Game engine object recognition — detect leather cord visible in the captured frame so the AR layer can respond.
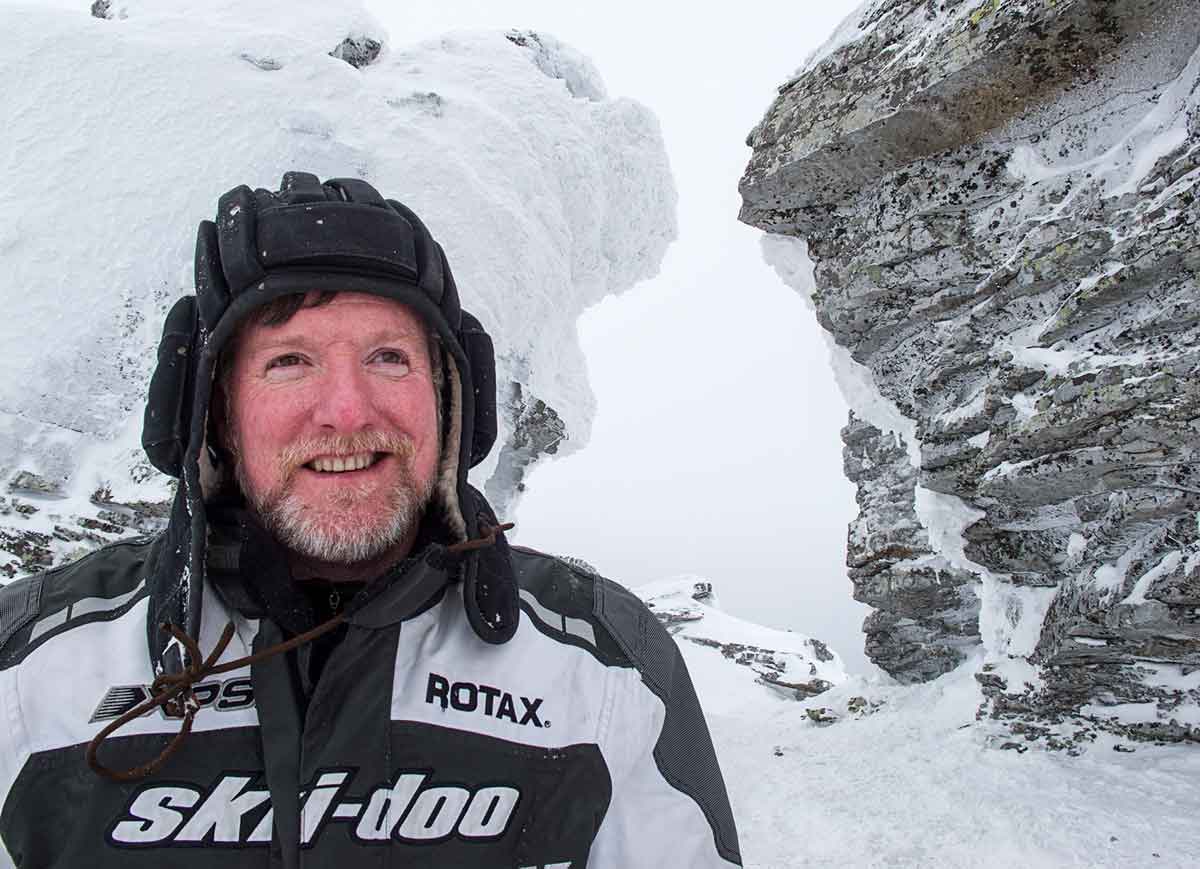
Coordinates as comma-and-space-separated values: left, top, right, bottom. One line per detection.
86, 522, 513, 782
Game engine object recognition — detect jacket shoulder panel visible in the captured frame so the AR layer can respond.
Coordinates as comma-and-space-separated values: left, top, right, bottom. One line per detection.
509, 546, 631, 667
0, 536, 155, 669
592, 572, 742, 865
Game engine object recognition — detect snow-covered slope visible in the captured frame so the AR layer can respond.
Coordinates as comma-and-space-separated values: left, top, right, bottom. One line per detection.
639, 576, 1200, 867
637, 577, 847, 716
712, 659, 1200, 869
0, 0, 675, 578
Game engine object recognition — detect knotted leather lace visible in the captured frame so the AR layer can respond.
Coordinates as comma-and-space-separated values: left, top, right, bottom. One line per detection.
85, 522, 514, 782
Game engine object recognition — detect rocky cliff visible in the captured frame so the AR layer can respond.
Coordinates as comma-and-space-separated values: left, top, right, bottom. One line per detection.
741, 0, 1200, 744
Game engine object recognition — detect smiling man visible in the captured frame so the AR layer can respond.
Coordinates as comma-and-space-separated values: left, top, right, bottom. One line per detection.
0, 174, 740, 868
223, 294, 442, 575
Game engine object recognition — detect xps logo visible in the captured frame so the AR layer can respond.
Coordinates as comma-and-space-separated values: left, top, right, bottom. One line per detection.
90, 677, 253, 722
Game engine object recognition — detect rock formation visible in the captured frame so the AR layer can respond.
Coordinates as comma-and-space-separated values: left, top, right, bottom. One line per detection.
741, 0, 1200, 742
0, 2, 674, 577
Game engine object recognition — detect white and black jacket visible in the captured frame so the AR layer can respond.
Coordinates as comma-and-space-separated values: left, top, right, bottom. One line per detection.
0, 515, 741, 868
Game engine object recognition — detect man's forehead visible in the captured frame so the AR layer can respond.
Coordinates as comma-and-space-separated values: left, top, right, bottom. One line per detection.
241, 293, 428, 348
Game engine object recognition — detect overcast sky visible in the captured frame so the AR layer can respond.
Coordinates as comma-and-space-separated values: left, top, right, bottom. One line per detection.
366, 1, 872, 671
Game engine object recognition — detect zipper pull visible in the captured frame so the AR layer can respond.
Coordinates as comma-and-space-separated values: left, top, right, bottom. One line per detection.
328, 590, 341, 613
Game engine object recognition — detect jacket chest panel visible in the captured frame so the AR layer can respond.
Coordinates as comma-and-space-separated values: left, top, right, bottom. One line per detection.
389, 602, 614, 749
18, 601, 260, 756
39, 726, 611, 867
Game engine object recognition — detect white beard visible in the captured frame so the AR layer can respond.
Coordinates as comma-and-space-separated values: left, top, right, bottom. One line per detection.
233, 431, 435, 566
260, 475, 432, 564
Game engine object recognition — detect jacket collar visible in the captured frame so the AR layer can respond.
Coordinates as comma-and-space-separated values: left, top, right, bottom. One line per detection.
144, 491, 519, 674
202, 504, 457, 632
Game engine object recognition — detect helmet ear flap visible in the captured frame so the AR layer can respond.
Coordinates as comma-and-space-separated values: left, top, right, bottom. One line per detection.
194, 220, 230, 331
142, 296, 199, 478
460, 311, 497, 468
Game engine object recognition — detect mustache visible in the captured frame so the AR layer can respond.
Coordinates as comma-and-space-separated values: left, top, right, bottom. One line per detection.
276, 430, 416, 476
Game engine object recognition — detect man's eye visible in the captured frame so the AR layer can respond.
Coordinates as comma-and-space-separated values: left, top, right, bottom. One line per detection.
266, 354, 305, 370
263, 353, 310, 378
370, 349, 410, 369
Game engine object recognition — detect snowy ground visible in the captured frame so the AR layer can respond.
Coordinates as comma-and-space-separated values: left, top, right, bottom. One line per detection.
644, 580, 1200, 868
696, 651, 1200, 868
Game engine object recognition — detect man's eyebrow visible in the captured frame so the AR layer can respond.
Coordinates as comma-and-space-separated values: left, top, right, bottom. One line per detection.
248, 327, 427, 353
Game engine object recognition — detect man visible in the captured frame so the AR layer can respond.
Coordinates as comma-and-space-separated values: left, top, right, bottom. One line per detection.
0, 173, 740, 867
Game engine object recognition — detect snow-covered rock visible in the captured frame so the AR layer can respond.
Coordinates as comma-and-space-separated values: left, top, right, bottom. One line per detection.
0, 0, 675, 578
740, 0, 1200, 743
637, 577, 847, 714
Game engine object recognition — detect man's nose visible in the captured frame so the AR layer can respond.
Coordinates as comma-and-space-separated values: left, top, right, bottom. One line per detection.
311, 362, 377, 432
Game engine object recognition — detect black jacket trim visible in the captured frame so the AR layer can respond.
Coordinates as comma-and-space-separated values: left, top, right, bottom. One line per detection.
0, 574, 43, 657
593, 576, 743, 865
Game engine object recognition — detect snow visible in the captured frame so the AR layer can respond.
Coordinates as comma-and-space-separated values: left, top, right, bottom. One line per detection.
968, 430, 991, 449
936, 388, 987, 426
705, 659, 1200, 868
626, 577, 1200, 866
1094, 547, 1140, 597
911, 486, 1057, 659
994, 287, 1151, 385
1186, 549, 1200, 578
1081, 701, 1200, 729
1123, 551, 1182, 606
792, 1, 875, 76
1006, 41, 1200, 202
913, 486, 985, 576
1140, 663, 1200, 693
636, 577, 847, 716
0, 0, 674, 525
982, 454, 1040, 483
1009, 389, 1044, 423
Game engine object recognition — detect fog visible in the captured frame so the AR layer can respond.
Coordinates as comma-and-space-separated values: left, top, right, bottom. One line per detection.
367, 0, 872, 670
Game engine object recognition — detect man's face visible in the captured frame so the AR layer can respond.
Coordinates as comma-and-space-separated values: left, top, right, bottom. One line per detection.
224, 293, 441, 566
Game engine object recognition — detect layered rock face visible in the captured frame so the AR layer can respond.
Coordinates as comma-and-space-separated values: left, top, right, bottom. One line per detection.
843, 415, 982, 682
742, 0, 1200, 740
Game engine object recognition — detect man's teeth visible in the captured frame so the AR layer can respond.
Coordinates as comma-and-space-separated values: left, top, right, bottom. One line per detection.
310, 453, 376, 473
